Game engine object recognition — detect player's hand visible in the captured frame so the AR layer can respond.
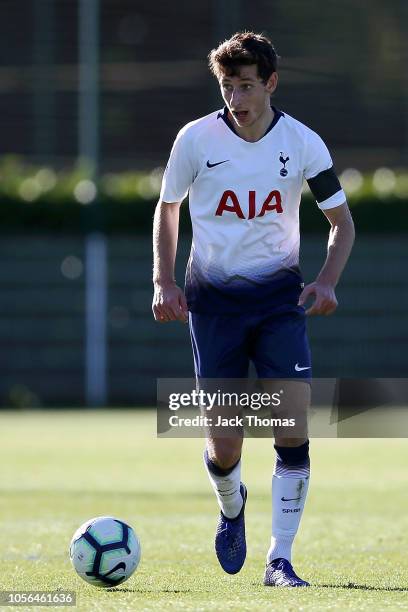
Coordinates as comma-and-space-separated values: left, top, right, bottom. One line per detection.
298, 281, 338, 316
152, 281, 188, 323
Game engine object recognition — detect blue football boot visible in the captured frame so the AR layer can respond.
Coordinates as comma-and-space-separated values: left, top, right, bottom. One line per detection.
215, 483, 247, 574
264, 558, 310, 587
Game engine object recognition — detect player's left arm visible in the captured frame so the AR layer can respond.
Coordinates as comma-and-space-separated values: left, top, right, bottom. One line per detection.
298, 201, 355, 315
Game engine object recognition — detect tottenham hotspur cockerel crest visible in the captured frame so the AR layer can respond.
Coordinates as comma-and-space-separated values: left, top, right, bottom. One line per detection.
279, 152, 289, 177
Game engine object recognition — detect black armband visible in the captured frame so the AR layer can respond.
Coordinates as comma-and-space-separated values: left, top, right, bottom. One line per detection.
307, 166, 342, 204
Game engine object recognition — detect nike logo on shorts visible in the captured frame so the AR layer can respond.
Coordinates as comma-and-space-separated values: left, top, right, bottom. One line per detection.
295, 363, 311, 372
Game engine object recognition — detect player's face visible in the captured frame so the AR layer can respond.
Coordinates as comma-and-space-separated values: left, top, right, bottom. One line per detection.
219, 64, 277, 129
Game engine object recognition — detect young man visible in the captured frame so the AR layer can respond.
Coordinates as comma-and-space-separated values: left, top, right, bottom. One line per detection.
152, 32, 355, 586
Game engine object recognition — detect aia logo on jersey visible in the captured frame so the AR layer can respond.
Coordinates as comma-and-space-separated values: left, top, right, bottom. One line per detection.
279, 152, 289, 177
215, 190, 283, 219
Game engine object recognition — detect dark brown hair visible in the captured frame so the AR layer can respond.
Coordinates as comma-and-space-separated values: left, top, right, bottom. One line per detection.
208, 31, 279, 83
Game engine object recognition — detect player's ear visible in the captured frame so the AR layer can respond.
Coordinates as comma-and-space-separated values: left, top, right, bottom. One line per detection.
266, 72, 278, 94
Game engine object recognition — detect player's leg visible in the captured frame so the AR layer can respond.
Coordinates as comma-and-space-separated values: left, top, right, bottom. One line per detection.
265, 381, 311, 586
251, 308, 311, 586
204, 435, 248, 574
204, 433, 243, 515
204, 431, 248, 574
189, 311, 249, 573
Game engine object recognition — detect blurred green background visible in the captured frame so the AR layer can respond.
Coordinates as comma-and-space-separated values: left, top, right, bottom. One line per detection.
0, 0, 407, 406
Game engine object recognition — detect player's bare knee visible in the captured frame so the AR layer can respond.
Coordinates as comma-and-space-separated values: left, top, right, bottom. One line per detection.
206, 439, 242, 470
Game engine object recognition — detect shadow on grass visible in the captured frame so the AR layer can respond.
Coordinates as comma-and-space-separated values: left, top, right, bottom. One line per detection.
106, 588, 193, 594
247, 581, 408, 592
112, 583, 408, 594
318, 583, 408, 592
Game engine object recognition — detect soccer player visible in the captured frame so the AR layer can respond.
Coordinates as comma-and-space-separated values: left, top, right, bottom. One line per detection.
152, 32, 355, 586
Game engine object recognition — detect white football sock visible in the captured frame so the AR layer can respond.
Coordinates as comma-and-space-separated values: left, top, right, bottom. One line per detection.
267, 448, 310, 564
203, 450, 243, 519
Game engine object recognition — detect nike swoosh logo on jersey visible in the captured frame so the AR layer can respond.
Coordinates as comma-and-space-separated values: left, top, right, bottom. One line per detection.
206, 159, 229, 168
281, 496, 301, 502
295, 363, 311, 371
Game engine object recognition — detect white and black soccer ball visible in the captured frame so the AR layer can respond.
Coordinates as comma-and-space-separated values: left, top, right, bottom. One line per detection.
70, 516, 141, 588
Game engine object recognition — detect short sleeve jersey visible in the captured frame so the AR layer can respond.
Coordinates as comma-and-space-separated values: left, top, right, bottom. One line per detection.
160, 106, 346, 314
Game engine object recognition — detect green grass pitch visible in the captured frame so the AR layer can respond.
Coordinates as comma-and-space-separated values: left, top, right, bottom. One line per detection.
0, 410, 407, 611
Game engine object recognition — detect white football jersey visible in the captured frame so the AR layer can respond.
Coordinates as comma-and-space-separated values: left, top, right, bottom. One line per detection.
160, 106, 346, 313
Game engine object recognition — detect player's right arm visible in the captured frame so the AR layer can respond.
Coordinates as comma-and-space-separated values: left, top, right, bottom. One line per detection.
152, 199, 188, 323
152, 124, 195, 322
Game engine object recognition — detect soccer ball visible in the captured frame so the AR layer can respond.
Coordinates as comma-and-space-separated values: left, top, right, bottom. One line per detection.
69, 516, 141, 588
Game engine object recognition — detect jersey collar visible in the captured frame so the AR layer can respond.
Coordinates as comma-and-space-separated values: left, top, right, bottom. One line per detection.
217, 105, 284, 141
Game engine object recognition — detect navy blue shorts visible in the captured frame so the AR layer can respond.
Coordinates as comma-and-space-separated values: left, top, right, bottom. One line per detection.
189, 306, 312, 381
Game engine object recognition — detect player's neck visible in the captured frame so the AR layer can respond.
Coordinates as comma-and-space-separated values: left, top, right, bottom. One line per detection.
230, 105, 275, 142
